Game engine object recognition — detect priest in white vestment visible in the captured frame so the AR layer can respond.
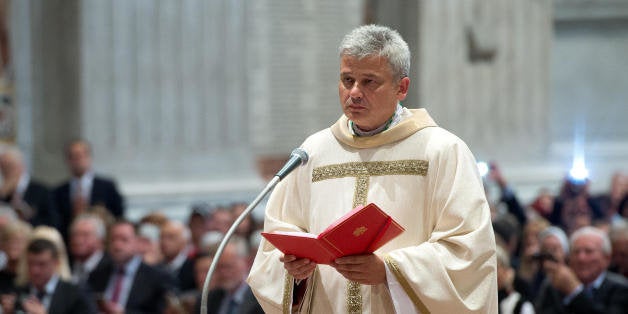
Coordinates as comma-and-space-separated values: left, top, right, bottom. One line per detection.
247, 24, 498, 314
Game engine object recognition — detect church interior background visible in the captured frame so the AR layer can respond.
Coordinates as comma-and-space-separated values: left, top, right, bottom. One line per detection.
3, 0, 627, 221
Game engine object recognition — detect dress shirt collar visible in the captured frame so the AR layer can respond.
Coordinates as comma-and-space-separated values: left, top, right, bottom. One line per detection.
167, 251, 187, 272
72, 171, 95, 198
588, 271, 606, 290
81, 250, 104, 273
30, 274, 59, 309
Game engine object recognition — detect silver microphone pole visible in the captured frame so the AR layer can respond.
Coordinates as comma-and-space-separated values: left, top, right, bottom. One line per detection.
200, 148, 308, 314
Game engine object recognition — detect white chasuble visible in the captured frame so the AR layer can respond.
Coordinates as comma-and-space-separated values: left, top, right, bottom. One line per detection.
247, 109, 498, 313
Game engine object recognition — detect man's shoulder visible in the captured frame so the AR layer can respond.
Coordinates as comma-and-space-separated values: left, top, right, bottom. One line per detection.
302, 127, 336, 148
605, 271, 628, 288
403, 125, 472, 157
53, 180, 71, 194
93, 175, 117, 186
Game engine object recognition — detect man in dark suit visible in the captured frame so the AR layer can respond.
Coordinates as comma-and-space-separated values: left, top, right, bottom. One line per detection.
0, 238, 96, 314
0, 147, 58, 229
197, 236, 263, 314
54, 139, 125, 239
535, 226, 628, 314
89, 220, 175, 314
159, 220, 196, 292
69, 213, 112, 285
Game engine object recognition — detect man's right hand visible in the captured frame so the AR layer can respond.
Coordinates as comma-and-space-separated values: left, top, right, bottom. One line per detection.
280, 254, 316, 280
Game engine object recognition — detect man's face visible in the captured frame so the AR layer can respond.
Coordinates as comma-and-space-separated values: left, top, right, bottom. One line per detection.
70, 220, 101, 260
160, 223, 185, 260
215, 246, 246, 292
208, 210, 233, 234
108, 224, 137, 265
67, 143, 92, 177
569, 234, 610, 284
339, 55, 409, 131
540, 235, 566, 264
0, 154, 23, 179
27, 251, 58, 290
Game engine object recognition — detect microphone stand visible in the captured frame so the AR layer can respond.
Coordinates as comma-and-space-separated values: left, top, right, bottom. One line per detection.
200, 175, 280, 314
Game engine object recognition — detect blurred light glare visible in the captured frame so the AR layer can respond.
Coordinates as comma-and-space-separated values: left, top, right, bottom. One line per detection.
569, 156, 589, 182
477, 161, 489, 177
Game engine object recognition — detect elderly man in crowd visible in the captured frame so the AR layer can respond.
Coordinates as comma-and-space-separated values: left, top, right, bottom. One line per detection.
69, 214, 111, 285
536, 226, 628, 313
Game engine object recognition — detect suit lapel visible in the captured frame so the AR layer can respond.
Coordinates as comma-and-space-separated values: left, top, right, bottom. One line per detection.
48, 281, 65, 314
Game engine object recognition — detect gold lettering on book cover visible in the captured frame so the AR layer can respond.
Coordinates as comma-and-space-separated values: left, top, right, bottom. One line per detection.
312, 160, 428, 313
353, 226, 367, 237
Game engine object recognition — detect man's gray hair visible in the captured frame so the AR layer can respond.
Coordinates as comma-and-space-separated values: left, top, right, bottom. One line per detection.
71, 213, 106, 240
339, 24, 411, 80
539, 226, 570, 255
570, 226, 612, 255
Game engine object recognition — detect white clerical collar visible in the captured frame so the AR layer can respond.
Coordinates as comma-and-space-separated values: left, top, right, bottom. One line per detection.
349, 103, 406, 137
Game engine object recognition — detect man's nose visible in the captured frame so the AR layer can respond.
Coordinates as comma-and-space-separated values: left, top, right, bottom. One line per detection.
349, 83, 363, 98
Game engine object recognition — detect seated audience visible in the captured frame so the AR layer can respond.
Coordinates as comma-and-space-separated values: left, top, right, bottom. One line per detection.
69, 214, 112, 285
0, 146, 58, 229
535, 226, 628, 313
497, 245, 535, 314
160, 220, 196, 292
0, 238, 96, 314
187, 202, 213, 257
0, 220, 32, 293
88, 220, 175, 314
200, 236, 263, 314
137, 222, 163, 266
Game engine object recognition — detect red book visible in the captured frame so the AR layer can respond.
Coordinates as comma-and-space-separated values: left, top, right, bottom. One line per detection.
261, 203, 405, 264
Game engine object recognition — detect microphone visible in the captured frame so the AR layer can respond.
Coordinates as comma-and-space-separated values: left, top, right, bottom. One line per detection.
275, 148, 309, 179
200, 147, 309, 314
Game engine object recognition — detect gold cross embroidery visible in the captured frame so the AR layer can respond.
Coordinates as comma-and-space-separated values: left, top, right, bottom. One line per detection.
312, 160, 428, 314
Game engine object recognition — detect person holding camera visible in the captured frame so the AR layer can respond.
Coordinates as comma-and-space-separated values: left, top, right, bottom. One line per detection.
534, 226, 628, 314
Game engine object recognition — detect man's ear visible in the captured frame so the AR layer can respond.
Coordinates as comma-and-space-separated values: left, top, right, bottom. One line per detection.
397, 77, 410, 100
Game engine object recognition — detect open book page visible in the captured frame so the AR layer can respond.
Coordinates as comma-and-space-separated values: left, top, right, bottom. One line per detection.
261, 231, 339, 264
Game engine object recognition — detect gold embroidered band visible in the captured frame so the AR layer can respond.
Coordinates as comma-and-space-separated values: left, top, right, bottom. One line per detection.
312, 160, 428, 182
384, 255, 430, 314
283, 274, 293, 314
311, 160, 428, 313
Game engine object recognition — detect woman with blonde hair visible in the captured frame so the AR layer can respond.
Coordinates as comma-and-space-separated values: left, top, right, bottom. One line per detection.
0, 220, 32, 292
15, 225, 72, 285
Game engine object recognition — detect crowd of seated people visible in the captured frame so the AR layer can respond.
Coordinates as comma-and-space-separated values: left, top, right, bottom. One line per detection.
487, 162, 628, 313
0, 139, 626, 314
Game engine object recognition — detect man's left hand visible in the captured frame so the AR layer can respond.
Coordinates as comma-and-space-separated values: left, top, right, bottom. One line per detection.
331, 253, 386, 285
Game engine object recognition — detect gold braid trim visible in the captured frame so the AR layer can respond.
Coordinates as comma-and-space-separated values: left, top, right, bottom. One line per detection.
283, 273, 293, 314
310, 160, 429, 313
312, 160, 428, 182
384, 255, 430, 314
